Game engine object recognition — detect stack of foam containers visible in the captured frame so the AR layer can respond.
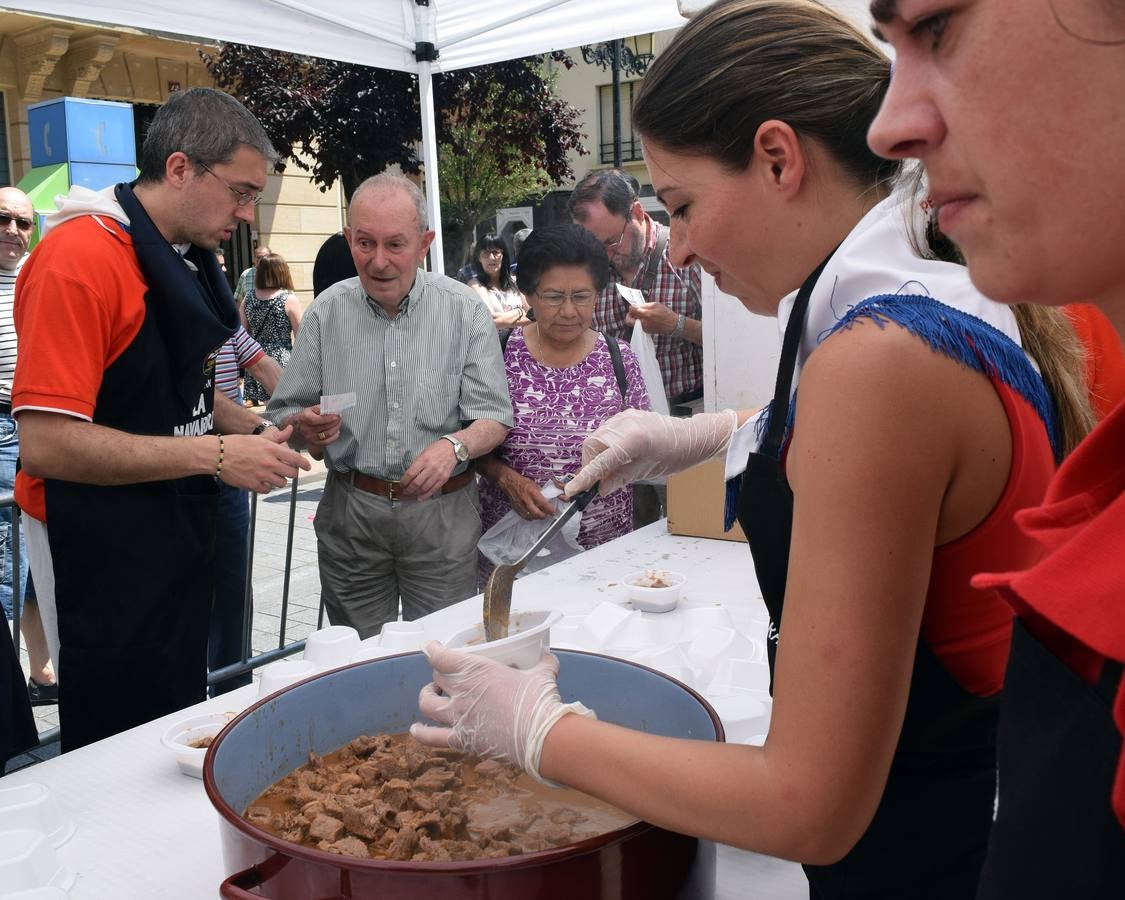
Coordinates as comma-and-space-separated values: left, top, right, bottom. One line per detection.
0, 783, 75, 898
552, 599, 774, 747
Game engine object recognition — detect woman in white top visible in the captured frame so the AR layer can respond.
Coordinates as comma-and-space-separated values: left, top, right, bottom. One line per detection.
466, 233, 528, 330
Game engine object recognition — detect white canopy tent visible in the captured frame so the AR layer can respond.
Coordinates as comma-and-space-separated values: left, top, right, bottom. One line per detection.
1, 0, 691, 271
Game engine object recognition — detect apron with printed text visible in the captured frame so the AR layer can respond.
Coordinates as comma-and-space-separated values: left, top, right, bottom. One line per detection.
46, 185, 235, 751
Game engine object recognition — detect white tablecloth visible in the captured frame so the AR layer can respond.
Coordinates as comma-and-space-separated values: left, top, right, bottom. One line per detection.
0, 524, 806, 898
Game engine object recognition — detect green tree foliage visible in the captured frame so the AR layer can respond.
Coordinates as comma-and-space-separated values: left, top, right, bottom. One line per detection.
201, 46, 587, 259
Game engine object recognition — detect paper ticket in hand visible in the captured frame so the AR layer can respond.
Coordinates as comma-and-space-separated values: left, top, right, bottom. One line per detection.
616, 283, 647, 307
319, 392, 356, 415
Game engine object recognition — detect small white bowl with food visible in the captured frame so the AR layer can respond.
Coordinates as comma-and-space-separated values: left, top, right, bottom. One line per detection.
161, 711, 237, 778
623, 569, 686, 613
445, 609, 563, 669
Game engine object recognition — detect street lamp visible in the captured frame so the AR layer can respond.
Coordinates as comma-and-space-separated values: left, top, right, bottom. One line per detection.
580, 34, 654, 167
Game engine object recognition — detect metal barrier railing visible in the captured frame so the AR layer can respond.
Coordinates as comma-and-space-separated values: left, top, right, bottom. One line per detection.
3, 472, 324, 749
205, 474, 326, 688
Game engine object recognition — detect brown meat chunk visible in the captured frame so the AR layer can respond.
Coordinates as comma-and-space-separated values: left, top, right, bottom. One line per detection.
378, 778, 412, 810
308, 814, 345, 843
300, 800, 325, 819
327, 836, 370, 858
246, 806, 273, 826
412, 767, 459, 793
349, 734, 392, 757
341, 802, 397, 840
329, 772, 362, 793
368, 752, 410, 781
281, 824, 309, 843
387, 827, 420, 860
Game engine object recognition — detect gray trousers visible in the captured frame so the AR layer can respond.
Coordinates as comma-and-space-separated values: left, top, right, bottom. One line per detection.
315, 472, 482, 639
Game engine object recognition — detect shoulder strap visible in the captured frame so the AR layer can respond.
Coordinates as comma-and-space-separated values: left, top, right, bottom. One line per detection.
761, 249, 836, 458
639, 225, 669, 296
603, 333, 628, 402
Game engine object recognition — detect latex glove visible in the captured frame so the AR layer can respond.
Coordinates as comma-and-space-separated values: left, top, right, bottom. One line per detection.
411, 641, 596, 784
564, 408, 738, 497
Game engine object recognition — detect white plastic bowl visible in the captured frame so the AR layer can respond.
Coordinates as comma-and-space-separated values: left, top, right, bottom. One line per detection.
445, 610, 562, 669
303, 625, 361, 669
378, 620, 428, 651
623, 569, 685, 612
0, 783, 73, 849
0, 829, 75, 895
160, 712, 236, 778
257, 659, 319, 699
577, 601, 635, 648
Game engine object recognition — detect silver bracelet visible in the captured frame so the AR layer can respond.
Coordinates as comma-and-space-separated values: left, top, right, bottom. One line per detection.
670, 313, 686, 339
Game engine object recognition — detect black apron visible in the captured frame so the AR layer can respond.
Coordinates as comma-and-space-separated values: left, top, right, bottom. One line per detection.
47, 184, 236, 752
977, 619, 1125, 898
736, 258, 999, 899
2, 622, 37, 769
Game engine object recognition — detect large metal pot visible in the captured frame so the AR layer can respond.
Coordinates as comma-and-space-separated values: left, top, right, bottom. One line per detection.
204, 649, 722, 899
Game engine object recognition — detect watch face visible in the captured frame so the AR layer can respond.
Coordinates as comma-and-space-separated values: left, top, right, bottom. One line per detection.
446, 435, 469, 461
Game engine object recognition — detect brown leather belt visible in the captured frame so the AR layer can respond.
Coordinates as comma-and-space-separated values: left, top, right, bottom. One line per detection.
351, 467, 473, 501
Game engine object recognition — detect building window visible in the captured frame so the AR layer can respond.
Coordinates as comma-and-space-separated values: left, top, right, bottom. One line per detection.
0, 93, 11, 185
598, 81, 642, 165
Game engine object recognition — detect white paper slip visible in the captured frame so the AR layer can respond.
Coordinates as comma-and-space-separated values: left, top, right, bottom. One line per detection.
616, 283, 647, 307
319, 392, 357, 415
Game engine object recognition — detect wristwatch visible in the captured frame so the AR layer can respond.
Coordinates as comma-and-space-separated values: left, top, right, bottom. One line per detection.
670, 313, 687, 339
251, 421, 275, 435
442, 434, 471, 462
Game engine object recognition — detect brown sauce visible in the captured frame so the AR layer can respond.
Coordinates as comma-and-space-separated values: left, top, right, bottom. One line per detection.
244, 732, 636, 861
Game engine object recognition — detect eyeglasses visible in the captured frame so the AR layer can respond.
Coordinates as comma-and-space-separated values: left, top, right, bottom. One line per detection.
603, 218, 629, 250
536, 290, 596, 307
197, 161, 263, 207
0, 213, 34, 232
482, 249, 504, 258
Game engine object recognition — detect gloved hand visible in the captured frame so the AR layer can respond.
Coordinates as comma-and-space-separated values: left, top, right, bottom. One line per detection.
411, 642, 596, 784
564, 408, 738, 497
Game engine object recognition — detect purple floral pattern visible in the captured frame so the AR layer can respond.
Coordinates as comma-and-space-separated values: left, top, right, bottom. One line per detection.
480, 330, 651, 563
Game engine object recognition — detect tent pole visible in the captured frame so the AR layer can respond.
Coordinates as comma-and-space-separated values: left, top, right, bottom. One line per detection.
418, 61, 444, 275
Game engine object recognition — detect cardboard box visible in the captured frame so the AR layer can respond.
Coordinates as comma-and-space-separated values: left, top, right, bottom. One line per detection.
666, 459, 746, 542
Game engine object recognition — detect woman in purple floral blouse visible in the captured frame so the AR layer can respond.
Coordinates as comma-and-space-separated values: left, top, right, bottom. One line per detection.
477, 225, 650, 577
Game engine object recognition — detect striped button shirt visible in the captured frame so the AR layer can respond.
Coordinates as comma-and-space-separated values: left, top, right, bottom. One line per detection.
593, 219, 703, 404
215, 325, 266, 403
266, 270, 512, 480
0, 255, 27, 406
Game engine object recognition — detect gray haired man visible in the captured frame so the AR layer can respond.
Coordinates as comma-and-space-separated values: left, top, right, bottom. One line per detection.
269, 174, 512, 639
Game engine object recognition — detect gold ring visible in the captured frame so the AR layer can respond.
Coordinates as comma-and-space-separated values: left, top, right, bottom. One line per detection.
317, 431, 325, 441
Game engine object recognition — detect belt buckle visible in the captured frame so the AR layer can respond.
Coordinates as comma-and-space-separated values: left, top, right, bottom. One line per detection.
387, 480, 399, 502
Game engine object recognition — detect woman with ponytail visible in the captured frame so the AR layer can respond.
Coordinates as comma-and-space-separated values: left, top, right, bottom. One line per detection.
412, 3, 1092, 894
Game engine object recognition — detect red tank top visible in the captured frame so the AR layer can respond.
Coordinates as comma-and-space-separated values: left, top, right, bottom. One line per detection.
923, 377, 1056, 695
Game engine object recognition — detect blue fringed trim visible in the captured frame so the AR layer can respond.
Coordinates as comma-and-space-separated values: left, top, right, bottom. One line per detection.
724, 476, 741, 532
835, 294, 1063, 461
724, 294, 1062, 516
